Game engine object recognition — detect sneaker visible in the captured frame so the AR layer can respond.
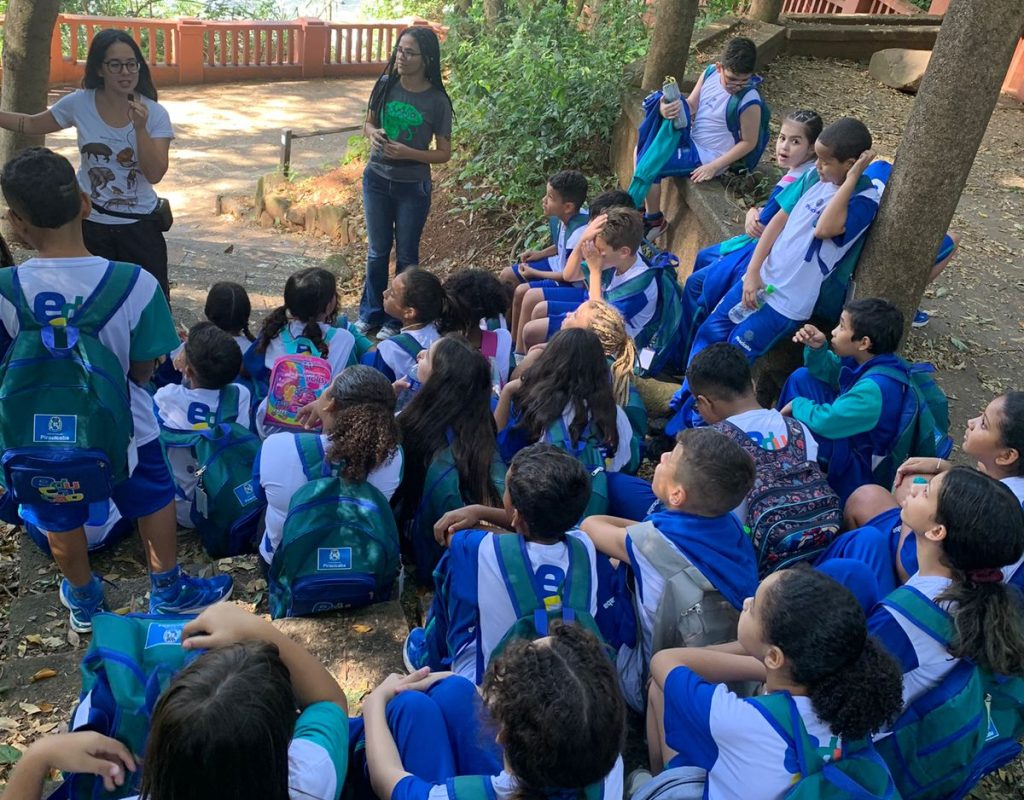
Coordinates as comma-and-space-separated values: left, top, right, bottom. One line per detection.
59, 576, 108, 634
376, 324, 401, 341
912, 309, 930, 328
403, 627, 427, 674
644, 214, 668, 241
353, 318, 373, 336
626, 768, 653, 798
149, 570, 233, 615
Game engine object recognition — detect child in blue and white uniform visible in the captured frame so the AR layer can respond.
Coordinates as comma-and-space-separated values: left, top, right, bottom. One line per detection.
867, 468, 1024, 712
204, 281, 255, 356
257, 366, 402, 565
2, 602, 350, 800
582, 427, 759, 710
438, 269, 515, 394
404, 444, 598, 684
645, 567, 903, 799
668, 118, 881, 434
356, 622, 624, 800
363, 269, 442, 382
155, 322, 252, 527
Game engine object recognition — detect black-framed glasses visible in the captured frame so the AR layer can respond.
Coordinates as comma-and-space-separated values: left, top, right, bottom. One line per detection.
396, 47, 421, 58
103, 59, 140, 74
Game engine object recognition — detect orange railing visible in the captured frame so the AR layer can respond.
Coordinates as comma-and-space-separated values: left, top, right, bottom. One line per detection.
0, 14, 440, 87
781, 0, 923, 14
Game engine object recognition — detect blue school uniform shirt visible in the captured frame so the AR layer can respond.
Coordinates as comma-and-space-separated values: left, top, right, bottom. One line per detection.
393, 759, 624, 800
868, 574, 957, 709
600, 254, 659, 339
366, 323, 440, 381
664, 668, 838, 800
421, 529, 599, 684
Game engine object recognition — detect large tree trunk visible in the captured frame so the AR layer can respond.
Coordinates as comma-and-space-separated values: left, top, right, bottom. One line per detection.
484, 0, 505, 26
852, 0, 1024, 338
749, 0, 783, 23
641, 0, 700, 92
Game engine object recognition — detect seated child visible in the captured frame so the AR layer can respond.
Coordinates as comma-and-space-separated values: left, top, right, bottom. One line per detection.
632, 36, 763, 237
834, 391, 1024, 594
495, 328, 634, 475
3, 601, 350, 800
688, 343, 840, 574
0, 147, 230, 632
358, 623, 624, 800
867, 468, 1024, 713
204, 281, 254, 356
581, 427, 758, 710
667, 117, 879, 434
362, 268, 443, 381
257, 365, 402, 564
681, 110, 823, 353
520, 207, 657, 352
394, 335, 506, 582
645, 567, 903, 797
154, 322, 253, 527
777, 298, 909, 504
439, 269, 514, 392
404, 443, 596, 683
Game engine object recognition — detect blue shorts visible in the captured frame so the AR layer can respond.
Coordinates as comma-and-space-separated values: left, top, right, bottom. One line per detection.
510, 257, 556, 283
537, 287, 588, 338
21, 439, 176, 533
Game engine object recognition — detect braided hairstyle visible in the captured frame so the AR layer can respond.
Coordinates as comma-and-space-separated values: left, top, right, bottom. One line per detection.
578, 301, 636, 407
323, 366, 400, 482
367, 27, 453, 124
482, 623, 625, 800
205, 281, 253, 341
783, 109, 824, 149
256, 268, 338, 357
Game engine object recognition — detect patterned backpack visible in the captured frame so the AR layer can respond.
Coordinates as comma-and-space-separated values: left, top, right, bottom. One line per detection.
715, 417, 842, 578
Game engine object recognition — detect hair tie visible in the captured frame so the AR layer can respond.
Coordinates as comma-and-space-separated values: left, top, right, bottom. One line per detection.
967, 568, 1003, 585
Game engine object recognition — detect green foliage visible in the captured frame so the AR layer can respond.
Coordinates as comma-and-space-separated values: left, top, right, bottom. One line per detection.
362, 0, 449, 22
443, 0, 647, 222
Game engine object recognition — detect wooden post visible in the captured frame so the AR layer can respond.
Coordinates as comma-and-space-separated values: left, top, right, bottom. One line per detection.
177, 18, 206, 84
280, 129, 293, 175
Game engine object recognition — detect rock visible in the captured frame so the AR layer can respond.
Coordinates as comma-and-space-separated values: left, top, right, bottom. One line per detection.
634, 376, 681, 422
305, 205, 319, 234
216, 194, 249, 217
258, 210, 276, 228
317, 205, 350, 242
286, 204, 307, 227
869, 48, 932, 93
255, 171, 290, 213
263, 194, 291, 222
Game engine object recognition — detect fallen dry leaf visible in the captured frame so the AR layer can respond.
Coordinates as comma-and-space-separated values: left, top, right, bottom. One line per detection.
30, 668, 57, 683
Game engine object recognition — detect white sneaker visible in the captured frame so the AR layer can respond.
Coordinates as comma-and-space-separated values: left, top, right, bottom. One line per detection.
353, 319, 373, 336
376, 324, 400, 341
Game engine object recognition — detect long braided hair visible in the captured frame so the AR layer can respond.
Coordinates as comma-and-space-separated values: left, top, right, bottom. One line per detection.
367, 27, 453, 123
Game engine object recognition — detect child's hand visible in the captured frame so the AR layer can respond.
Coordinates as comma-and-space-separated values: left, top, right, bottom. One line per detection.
580, 214, 608, 243
744, 207, 765, 238
392, 376, 411, 396
894, 457, 951, 488
690, 164, 718, 183
581, 239, 604, 270
779, 401, 794, 417
659, 97, 683, 121
518, 264, 542, 282
792, 324, 826, 349
433, 506, 482, 546
741, 272, 764, 310
295, 399, 324, 430
26, 732, 136, 792
847, 149, 877, 181
367, 668, 431, 707
183, 601, 265, 650
171, 347, 188, 374
519, 249, 542, 263
395, 669, 455, 694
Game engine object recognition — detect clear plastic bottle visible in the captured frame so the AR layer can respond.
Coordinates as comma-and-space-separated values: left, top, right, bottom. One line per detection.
728, 285, 777, 324
394, 363, 421, 413
661, 76, 687, 130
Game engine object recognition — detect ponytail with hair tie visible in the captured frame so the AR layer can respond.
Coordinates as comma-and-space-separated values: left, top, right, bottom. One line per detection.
967, 568, 1004, 584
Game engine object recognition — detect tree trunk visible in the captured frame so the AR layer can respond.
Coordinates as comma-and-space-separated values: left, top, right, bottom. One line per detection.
749, 0, 783, 23
641, 0, 700, 92
484, 0, 505, 26
852, 0, 1024, 339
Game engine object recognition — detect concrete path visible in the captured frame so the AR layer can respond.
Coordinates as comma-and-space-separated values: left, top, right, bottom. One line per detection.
48, 76, 376, 320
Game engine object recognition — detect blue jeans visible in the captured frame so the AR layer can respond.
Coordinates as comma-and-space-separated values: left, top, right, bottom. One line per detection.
359, 167, 433, 326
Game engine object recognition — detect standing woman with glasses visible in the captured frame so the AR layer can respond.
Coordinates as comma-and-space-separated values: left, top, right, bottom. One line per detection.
0, 29, 174, 297
356, 26, 452, 340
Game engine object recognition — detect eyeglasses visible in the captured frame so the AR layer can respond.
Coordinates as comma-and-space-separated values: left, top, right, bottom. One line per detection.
103, 59, 140, 74
396, 47, 421, 59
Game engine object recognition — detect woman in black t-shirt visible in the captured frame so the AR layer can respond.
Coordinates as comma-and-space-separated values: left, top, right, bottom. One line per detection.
357, 27, 453, 339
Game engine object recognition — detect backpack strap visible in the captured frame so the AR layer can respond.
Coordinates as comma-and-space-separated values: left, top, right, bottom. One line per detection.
281, 327, 322, 358
215, 384, 241, 424
388, 332, 424, 359
749, 692, 825, 777
448, 776, 497, 800
880, 585, 955, 648
479, 329, 499, 359
293, 433, 331, 481
493, 533, 586, 634
0, 267, 31, 328
564, 211, 589, 242
71, 262, 142, 332
782, 416, 808, 460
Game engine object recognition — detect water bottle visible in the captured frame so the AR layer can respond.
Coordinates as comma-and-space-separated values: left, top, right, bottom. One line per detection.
395, 363, 421, 413
662, 76, 686, 130
728, 285, 776, 324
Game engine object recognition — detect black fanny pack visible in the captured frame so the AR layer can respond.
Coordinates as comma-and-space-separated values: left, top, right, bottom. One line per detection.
92, 197, 173, 232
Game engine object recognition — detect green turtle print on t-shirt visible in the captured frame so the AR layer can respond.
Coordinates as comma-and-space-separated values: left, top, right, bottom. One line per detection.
383, 101, 424, 142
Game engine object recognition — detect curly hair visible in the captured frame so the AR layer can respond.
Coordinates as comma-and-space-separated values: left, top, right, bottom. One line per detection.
933, 467, 1024, 676
761, 566, 904, 741
256, 268, 338, 358
482, 623, 625, 800
324, 366, 400, 482
579, 301, 636, 407
513, 328, 619, 452
438, 269, 510, 335
140, 641, 296, 800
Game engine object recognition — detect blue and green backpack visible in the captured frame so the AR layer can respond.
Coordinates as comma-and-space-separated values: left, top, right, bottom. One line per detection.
543, 418, 608, 518
875, 586, 1024, 800
268, 434, 401, 619
159, 385, 264, 559
749, 692, 898, 799
0, 262, 138, 520
56, 612, 198, 800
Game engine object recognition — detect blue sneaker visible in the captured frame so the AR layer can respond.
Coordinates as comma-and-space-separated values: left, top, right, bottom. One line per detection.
912, 310, 930, 328
59, 575, 108, 634
403, 627, 427, 674
149, 570, 233, 615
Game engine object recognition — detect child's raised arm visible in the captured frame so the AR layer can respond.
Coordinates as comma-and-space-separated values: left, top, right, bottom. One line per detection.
1, 732, 136, 800
580, 515, 635, 562
651, 646, 767, 689
741, 209, 788, 309
814, 150, 875, 240
183, 602, 347, 713
562, 214, 607, 285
